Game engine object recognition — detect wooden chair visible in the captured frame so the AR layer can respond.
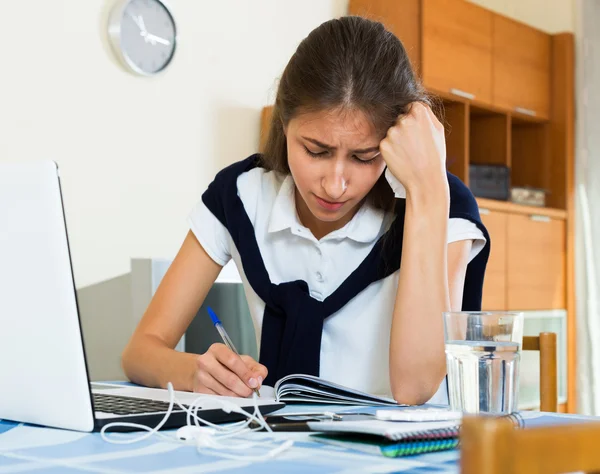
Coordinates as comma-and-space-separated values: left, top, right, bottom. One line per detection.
461, 415, 600, 474
523, 332, 558, 412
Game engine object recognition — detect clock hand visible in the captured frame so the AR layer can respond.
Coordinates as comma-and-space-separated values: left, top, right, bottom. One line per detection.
138, 15, 147, 33
127, 11, 146, 32
143, 33, 171, 46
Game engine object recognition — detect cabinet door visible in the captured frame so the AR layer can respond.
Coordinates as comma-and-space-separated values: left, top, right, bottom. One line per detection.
479, 208, 507, 310
493, 15, 551, 119
507, 214, 566, 310
259, 106, 273, 152
422, 0, 493, 103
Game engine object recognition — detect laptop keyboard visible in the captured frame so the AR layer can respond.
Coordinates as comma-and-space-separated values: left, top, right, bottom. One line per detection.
93, 393, 185, 415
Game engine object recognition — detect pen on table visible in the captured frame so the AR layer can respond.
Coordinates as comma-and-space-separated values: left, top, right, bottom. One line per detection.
207, 306, 261, 397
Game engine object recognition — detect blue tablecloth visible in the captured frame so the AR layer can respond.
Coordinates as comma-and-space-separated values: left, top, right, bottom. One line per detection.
1, 407, 597, 474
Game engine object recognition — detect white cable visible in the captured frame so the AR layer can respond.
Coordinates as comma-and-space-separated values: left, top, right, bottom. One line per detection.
99, 383, 178, 444
100, 383, 293, 462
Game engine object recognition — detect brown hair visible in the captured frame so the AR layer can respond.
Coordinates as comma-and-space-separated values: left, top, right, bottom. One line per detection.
261, 15, 435, 211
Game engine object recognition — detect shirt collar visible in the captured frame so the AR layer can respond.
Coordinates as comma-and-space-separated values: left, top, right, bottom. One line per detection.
267, 175, 298, 234
267, 175, 386, 244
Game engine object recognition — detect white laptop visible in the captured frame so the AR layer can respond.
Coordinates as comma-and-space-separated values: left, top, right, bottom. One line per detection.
0, 161, 283, 432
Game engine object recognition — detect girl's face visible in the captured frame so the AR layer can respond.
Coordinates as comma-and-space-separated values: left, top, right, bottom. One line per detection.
285, 108, 386, 238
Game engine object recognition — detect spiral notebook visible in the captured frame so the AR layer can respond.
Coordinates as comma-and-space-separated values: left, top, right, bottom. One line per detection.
309, 420, 460, 458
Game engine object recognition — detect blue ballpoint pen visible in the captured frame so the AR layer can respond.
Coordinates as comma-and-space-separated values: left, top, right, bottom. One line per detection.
207, 306, 261, 397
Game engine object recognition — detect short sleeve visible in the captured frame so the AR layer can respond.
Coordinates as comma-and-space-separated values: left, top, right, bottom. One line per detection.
385, 168, 406, 199
447, 218, 487, 263
187, 199, 232, 266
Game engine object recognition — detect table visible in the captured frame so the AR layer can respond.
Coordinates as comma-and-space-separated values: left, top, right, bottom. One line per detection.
1, 408, 596, 473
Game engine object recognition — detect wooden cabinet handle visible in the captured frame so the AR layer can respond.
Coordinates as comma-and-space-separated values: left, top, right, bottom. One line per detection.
530, 215, 551, 222
479, 208, 490, 215
450, 88, 475, 100
515, 106, 537, 117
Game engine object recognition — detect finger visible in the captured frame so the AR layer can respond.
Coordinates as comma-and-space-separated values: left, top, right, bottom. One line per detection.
396, 103, 421, 126
210, 347, 256, 396
423, 103, 441, 126
192, 373, 219, 395
197, 351, 251, 396
240, 355, 268, 384
378, 137, 394, 159
193, 386, 218, 395
426, 111, 445, 135
209, 343, 257, 389
211, 360, 254, 397
196, 369, 240, 397
407, 101, 426, 117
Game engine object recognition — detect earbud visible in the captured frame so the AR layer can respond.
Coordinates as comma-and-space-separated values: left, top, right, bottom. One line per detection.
195, 434, 215, 448
176, 425, 216, 442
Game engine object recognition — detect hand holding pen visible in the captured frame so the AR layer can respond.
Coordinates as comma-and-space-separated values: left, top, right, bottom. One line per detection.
190, 307, 266, 397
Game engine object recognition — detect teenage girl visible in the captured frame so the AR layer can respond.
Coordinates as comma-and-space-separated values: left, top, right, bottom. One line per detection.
122, 15, 488, 405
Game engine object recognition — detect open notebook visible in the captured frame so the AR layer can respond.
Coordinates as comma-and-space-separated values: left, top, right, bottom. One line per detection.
263, 374, 400, 406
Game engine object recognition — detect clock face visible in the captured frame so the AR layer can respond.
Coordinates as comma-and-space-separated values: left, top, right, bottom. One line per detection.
118, 0, 176, 75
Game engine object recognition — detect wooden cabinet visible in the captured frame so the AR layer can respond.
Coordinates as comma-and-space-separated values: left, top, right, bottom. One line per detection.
507, 213, 566, 310
259, 106, 273, 152
478, 205, 566, 312
422, 0, 493, 103
350, 0, 552, 117
479, 208, 508, 310
493, 15, 551, 119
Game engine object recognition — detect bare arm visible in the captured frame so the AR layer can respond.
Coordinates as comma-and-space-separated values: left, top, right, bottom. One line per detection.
122, 231, 267, 395
379, 102, 475, 404
389, 201, 473, 404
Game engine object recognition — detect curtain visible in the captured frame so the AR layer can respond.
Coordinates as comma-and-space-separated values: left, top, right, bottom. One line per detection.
574, 0, 600, 416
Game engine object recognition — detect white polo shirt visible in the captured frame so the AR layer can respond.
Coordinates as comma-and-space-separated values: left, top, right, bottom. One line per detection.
188, 167, 485, 403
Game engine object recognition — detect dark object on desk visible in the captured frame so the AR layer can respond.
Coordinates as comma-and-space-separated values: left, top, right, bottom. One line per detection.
469, 164, 510, 200
257, 413, 375, 432
510, 186, 548, 207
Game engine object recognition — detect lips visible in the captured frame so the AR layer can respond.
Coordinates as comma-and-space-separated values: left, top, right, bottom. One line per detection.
315, 195, 345, 211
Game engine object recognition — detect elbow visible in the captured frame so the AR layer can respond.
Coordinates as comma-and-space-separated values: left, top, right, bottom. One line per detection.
121, 342, 134, 381
390, 367, 446, 406
121, 334, 145, 383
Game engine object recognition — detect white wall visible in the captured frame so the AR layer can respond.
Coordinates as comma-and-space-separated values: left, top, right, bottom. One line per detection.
469, 0, 575, 33
0, 0, 573, 290
0, 0, 347, 289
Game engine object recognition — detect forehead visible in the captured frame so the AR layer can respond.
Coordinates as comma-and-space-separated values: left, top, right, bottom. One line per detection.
288, 108, 379, 145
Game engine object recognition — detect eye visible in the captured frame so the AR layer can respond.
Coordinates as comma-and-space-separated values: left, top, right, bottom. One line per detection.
303, 146, 328, 158
352, 154, 379, 165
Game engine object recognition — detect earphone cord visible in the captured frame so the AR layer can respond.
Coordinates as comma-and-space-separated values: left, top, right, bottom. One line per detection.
100, 383, 294, 461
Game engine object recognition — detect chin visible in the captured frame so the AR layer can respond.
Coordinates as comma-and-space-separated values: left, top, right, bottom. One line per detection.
309, 204, 348, 222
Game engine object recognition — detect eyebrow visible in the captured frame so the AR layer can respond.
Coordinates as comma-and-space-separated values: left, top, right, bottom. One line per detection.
301, 137, 380, 154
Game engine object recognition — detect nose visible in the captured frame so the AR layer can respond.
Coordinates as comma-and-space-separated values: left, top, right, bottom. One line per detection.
321, 159, 348, 201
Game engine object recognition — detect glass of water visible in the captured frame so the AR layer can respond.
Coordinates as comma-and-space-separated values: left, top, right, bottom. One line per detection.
443, 311, 524, 414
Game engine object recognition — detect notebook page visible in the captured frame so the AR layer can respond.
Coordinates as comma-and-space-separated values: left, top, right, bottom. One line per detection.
275, 374, 398, 405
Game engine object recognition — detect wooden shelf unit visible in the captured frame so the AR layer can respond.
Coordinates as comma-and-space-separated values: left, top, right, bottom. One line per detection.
347, 0, 575, 412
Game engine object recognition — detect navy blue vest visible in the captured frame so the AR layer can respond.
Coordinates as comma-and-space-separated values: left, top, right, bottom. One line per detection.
202, 154, 490, 386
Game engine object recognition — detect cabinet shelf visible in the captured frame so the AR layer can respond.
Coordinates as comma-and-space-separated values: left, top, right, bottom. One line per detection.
476, 198, 567, 220
433, 87, 549, 124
